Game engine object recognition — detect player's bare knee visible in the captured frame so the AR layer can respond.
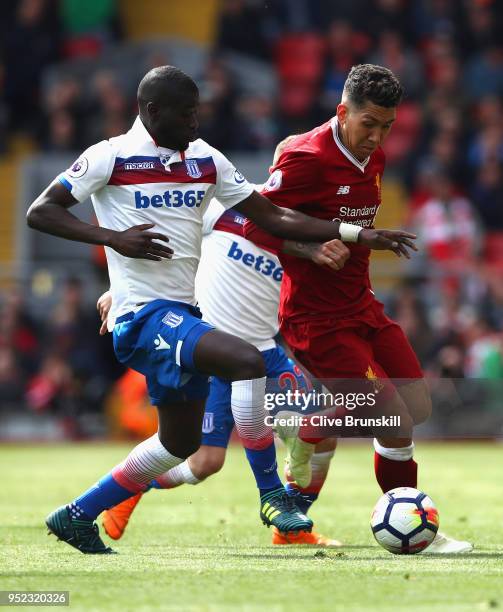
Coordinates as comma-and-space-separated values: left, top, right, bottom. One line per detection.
195, 456, 224, 480
233, 345, 265, 380
189, 447, 226, 480
397, 380, 432, 425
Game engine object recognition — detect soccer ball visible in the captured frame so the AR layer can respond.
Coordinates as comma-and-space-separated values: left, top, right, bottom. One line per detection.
370, 487, 439, 554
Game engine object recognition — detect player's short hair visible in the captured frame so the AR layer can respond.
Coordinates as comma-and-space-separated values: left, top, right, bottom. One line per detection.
137, 65, 198, 106
343, 64, 403, 108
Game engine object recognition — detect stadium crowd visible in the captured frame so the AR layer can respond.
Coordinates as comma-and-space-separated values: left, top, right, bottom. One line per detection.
1, 0, 502, 429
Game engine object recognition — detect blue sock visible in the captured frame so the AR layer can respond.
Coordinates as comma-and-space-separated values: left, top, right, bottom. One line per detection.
68, 473, 139, 521
285, 482, 318, 514
243, 442, 282, 497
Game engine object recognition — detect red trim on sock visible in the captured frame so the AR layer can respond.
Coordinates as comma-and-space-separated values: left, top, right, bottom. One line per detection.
239, 433, 274, 450
111, 467, 146, 493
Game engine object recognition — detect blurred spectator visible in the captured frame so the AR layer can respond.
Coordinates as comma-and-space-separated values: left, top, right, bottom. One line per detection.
86, 70, 131, 143
411, 0, 463, 43
368, 30, 424, 100
196, 57, 239, 150
471, 161, 503, 229
415, 131, 467, 189
362, 0, 413, 42
467, 125, 503, 171
460, 1, 503, 57
47, 278, 103, 377
0, 288, 40, 376
44, 110, 78, 151
410, 171, 481, 293
464, 44, 503, 101
0, 347, 26, 405
412, 171, 480, 261
216, 0, 270, 59
234, 95, 277, 150
25, 353, 74, 413
2, 0, 60, 137
319, 20, 368, 118
388, 282, 434, 365
59, 0, 121, 59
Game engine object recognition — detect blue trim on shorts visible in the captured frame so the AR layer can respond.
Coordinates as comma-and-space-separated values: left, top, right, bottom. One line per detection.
180, 323, 213, 371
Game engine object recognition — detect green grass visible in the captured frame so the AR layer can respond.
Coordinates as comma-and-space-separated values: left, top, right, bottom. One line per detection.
0, 442, 501, 611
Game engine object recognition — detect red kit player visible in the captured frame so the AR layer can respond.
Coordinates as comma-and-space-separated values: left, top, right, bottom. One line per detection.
245, 64, 472, 554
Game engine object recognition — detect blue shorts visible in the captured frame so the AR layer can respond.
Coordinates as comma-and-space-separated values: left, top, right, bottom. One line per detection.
113, 299, 214, 405
201, 344, 311, 448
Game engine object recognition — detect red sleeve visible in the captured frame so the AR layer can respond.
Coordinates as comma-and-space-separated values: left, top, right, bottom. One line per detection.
243, 219, 283, 255
261, 150, 321, 209
243, 150, 321, 255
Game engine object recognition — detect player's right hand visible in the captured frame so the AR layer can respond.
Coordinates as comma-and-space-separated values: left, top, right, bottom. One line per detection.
311, 239, 350, 270
108, 223, 173, 261
97, 290, 112, 335
358, 229, 418, 258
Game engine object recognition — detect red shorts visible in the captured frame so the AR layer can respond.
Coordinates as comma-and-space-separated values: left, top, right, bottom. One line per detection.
280, 299, 423, 385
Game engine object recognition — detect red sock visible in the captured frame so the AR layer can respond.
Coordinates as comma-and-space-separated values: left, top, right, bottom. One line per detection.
374, 452, 417, 492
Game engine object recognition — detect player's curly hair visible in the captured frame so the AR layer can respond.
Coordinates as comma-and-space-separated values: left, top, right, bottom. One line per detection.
343, 64, 403, 108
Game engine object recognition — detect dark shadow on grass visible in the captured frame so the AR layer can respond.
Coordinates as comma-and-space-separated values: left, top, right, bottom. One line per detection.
226, 552, 337, 561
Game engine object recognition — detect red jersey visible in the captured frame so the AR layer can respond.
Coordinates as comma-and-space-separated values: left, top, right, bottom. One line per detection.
244, 118, 385, 323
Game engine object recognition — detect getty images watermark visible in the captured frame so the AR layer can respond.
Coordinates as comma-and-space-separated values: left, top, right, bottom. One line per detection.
262, 385, 409, 438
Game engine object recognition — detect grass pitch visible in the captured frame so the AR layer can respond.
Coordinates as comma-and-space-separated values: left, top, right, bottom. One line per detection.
0, 441, 501, 611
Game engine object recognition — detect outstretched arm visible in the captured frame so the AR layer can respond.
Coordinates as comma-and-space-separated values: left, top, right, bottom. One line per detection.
27, 181, 173, 261
236, 191, 417, 258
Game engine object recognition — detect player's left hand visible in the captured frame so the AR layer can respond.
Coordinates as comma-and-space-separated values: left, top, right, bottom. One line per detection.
311, 239, 350, 270
97, 290, 112, 335
359, 229, 418, 258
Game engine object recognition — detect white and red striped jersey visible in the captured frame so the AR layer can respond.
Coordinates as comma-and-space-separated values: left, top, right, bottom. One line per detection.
196, 199, 283, 350
58, 116, 253, 320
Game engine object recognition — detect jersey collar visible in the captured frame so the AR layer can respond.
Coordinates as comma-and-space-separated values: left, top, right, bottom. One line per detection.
130, 116, 180, 167
331, 117, 369, 173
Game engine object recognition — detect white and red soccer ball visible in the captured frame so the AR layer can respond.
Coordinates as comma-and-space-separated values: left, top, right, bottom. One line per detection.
371, 487, 439, 554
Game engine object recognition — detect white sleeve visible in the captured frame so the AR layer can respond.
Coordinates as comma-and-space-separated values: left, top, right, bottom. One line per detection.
57, 140, 116, 202
212, 148, 254, 209
202, 198, 226, 235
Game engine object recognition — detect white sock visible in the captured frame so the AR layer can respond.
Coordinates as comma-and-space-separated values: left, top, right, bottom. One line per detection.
112, 434, 184, 491
231, 377, 273, 447
373, 438, 414, 461
156, 460, 200, 489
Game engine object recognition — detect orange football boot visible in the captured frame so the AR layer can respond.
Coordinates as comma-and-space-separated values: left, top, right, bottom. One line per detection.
272, 526, 342, 547
102, 492, 143, 540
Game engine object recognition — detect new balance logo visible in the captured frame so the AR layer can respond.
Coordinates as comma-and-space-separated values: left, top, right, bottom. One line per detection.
154, 334, 171, 351
337, 185, 351, 195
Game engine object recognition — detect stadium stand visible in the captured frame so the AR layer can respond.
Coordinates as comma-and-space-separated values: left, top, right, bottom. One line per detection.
1, 0, 502, 438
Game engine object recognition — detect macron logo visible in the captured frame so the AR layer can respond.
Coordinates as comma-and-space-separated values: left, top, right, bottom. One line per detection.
125, 162, 155, 170
154, 334, 171, 351
337, 185, 350, 195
